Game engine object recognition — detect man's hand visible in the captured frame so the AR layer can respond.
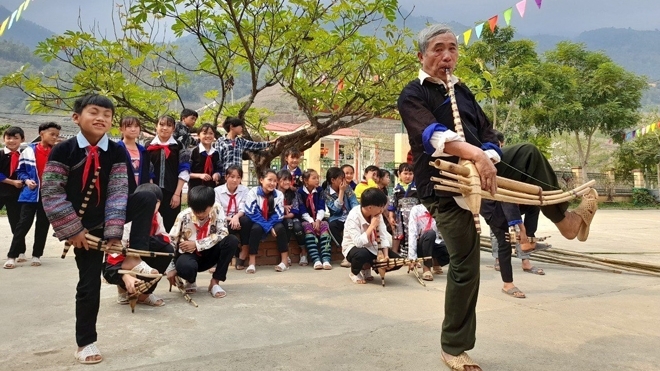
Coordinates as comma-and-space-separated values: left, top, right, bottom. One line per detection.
170, 194, 181, 208
474, 153, 498, 196
179, 240, 197, 253
166, 269, 178, 286
268, 138, 277, 145
518, 223, 529, 245
271, 228, 277, 238
25, 179, 37, 190
11, 179, 22, 189
67, 230, 89, 250
199, 174, 212, 181
106, 238, 122, 248
122, 274, 140, 294
212, 173, 220, 183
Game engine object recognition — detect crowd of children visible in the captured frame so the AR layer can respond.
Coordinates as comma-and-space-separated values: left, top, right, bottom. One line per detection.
0, 94, 455, 365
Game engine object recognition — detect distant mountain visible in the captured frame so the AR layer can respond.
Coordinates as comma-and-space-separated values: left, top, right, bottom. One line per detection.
0, 5, 55, 48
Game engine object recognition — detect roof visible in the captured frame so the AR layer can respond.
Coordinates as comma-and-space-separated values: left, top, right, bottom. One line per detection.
265, 122, 307, 132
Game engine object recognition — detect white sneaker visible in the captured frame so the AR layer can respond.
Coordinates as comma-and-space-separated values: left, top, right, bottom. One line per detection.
323, 261, 333, 270
16, 253, 27, 263
313, 261, 323, 270
275, 262, 288, 272
31, 257, 42, 266
299, 255, 308, 266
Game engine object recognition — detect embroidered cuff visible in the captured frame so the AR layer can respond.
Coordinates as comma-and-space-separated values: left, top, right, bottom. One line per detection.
481, 142, 503, 164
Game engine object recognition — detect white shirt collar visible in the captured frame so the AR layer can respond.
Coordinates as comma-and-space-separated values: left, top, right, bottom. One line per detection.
218, 184, 243, 195
3, 147, 14, 154
355, 208, 371, 227
150, 136, 178, 146
328, 187, 338, 196
76, 132, 109, 151
198, 143, 216, 155
302, 186, 317, 195
418, 69, 459, 87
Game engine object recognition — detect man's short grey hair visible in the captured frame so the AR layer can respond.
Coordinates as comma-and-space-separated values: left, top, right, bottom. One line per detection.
417, 24, 457, 54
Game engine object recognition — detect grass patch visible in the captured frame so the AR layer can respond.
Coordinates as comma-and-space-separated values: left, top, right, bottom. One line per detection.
598, 201, 660, 210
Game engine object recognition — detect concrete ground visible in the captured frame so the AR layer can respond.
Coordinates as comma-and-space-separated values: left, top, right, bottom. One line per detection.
0, 209, 659, 371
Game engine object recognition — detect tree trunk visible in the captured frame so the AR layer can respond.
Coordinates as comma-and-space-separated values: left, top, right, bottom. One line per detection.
574, 130, 584, 169
492, 99, 498, 129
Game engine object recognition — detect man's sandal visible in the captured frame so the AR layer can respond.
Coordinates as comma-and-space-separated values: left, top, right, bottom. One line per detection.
422, 271, 434, 281
573, 189, 599, 242
137, 294, 165, 307
349, 272, 366, 284
362, 269, 374, 281
441, 351, 481, 371
235, 258, 246, 270
16, 253, 27, 263
209, 284, 227, 298
246, 264, 256, 274
74, 344, 103, 364
502, 286, 526, 299
184, 282, 197, 294
433, 266, 444, 275
131, 261, 158, 275
523, 266, 545, 275
3, 259, 16, 269
31, 257, 41, 266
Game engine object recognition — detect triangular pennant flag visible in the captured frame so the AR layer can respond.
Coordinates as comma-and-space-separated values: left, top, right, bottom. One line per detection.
535, 0, 542, 9
6, 10, 17, 30
504, 8, 513, 25
456, 34, 461, 43
475, 23, 485, 39
0, 18, 8, 37
488, 15, 498, 32
15, 1, 26, 22
516, 0, 527, 17
463, 29, 472, 45
22, 0, 31, 11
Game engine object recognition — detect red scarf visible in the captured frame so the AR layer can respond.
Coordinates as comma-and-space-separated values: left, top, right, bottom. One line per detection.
306, 190, 316, 219
81, 145, 101, 205
227, 193, 237, 216
261, 195, 269, 220
35, 144, 51, 180
203, 153, 213, 175
150, 214, 160, 235
147, 144, 171, 159
195, 218, 211, 239
9, 151, 19, 177
417, 211, 434, 232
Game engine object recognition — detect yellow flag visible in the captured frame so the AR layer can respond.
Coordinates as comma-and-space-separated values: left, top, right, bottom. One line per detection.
463, 29, 472, 45
0, 18, 8, 37
15, 0, 26, 21
504, 8, 513, 25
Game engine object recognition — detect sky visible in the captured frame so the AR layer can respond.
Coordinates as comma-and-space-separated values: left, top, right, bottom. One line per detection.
2, 0, 660, 38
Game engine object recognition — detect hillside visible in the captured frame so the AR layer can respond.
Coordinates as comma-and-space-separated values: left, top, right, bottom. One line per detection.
0, 5, 54, 49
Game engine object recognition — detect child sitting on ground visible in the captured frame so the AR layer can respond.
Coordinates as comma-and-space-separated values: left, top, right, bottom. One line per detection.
166, 185, 239, 298
104, 183, 174, 307
214, 165, 252, 270
244, 169, 289, 273
298, 169, 333, 270
387, 163, 419, 257
407, 203, 450, 281
342, 188, 402, 284
277, 169, 308, 265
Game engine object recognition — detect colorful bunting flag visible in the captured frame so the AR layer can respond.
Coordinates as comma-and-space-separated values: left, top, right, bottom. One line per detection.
488, 15, 498, 32
0, 0, 34, 39
503, 8, 513, 25
475, 23, 485, 39
516, 0, 527, 17
463, 29, 472, 45
0, 19, 8, 37
535, 0, 542, 9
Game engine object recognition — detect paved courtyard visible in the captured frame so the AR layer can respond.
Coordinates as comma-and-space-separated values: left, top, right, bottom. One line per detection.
1, 209, 659, 371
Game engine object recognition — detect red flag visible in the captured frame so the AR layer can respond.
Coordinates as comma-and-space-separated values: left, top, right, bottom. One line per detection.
488, 15, 498, 32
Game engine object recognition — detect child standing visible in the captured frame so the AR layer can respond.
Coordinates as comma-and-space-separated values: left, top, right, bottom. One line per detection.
244, 169, 289, 273
214, 165, 253, 270
342, 188, 402, 284
407, 203, 450, 281
354, 165, 379, 203
387, 163, 418, 257
1, 127, 25, 268
189, 123, 220, 189
174, 108, 199, 149
147, 115, 191, 231
282, 148, 304, 188
167, 186, 239, 299
118, 116, 152, 194
5, 122, 60, 269
215, 117, 274, 179
341, 164, 357, 190
277, 170, 308, 266
41, 94, 157, 364
298, 169, 332, 270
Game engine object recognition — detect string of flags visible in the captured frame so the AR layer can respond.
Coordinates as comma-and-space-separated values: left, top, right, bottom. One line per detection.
0, 0, 35, 38
624, 121, 660, 142
457, 0, 543, 45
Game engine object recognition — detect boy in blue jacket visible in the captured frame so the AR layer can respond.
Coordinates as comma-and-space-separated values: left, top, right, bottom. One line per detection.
4, 122, 61, 269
